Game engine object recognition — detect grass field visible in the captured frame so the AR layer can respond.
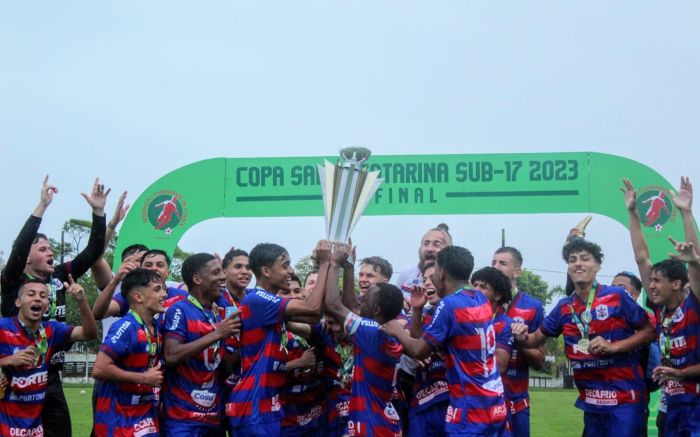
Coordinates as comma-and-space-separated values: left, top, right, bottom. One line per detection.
66, 385, 584, 436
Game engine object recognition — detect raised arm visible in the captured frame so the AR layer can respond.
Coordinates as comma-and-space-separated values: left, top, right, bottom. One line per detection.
622, 179, 653, 291
1, 176, 56, 315
670, 177, 700, 250
669, 237, 700, 302
92, 256, 141, 320
409, 286, 428, 338
91, 191, 130, 290
66, 276, 98, 342
341, 243, 360, 314
286, 240, 332, 320
55, 178, 109, 283
323, 244, 352, 325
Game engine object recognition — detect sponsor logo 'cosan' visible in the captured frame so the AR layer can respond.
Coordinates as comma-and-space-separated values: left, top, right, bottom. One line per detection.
191, 390, 216, 408
11, 371, 48, 390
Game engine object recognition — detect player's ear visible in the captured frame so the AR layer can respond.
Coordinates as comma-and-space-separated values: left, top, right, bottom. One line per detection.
260, 265, 272, 279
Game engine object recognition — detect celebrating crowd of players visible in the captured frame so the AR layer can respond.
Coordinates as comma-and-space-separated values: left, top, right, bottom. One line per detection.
0, 175, 699, 437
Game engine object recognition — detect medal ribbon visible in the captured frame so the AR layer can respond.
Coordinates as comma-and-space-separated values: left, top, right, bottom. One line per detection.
128, 310, 158, 365
569, 282, 598, 340
186, 295, 222, 353
659, 306, 673, 360
18, 319, 48, 365
335, 341, 354, 388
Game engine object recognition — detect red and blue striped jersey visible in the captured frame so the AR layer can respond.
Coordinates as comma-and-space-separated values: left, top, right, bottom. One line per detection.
344, 315, 403, 437
316, 324, 353, 435
652, 292, 700, 405
280, 330, 325, 431
410, 305, 449, 417
504, 291, 543, 413
541, 284, 649, 413
94, 312, 161, 437
226, 288, 291, 428
0, 318, 73, 436
422, 288, 508, 435
162, 299, 224, 426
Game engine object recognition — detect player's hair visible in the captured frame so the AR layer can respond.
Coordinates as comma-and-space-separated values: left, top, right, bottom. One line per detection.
651, 259, 688, 288
614, 271, 643, 293
181, 253, 216, 290
249, 243, 289, 277
562, 239, 604, 264
494, 246, 523, 267
32, 233, 49, 244
424, 223, 452, 245
289, 273, 302, 286
121, 244, 149, 262
18, 278, 48, 297
471, 267, 513, 305
140, 249, 171, 267
437, 246, 474, 282
375, 283, 404, 321
122, 268, 163, 302
360, 256, 393, 280
222, 248, 249, 269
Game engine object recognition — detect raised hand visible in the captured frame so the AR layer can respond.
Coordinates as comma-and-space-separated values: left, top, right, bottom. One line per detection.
331, 242, 350, 266
410, 285, 427, 310
109, 191, 130, 228
141, 362, 164, 387
312, 240, 332, 265
39, 175, 58, 208
670, 176, 693, 212
668, 237, 700, 264
64, 274, 86, 302
81, 177, 111, 216
620, 179, 638, 212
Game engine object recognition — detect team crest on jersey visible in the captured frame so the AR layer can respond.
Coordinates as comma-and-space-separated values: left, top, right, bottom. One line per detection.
671, 306, 684, 323
595, 305, 609, 321
142, 190, 188, 237
636, 185, 677, 232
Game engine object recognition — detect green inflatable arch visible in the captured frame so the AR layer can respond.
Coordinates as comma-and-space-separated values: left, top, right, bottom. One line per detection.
115, 152, 685, 262
115, 151, 689, 436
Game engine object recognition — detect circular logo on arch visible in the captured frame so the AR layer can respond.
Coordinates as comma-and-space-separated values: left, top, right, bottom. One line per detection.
142, 191, 187, 235
636, 186, 674, 230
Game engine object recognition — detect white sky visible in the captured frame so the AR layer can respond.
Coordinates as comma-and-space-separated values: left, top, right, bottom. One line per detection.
1, 2, 698, 308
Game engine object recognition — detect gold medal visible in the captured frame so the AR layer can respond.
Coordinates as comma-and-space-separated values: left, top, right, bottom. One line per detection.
581, 310, 593, 324
577, 338, 589, 354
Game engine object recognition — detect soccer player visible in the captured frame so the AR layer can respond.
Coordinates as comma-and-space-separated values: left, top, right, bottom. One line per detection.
512, 238, 656, 437
471, 267, 514, 378
384, 245, 510, 436
278, 273, 325, 436
221, 247, 253, 306
323, 244, 405, 437
0, 277, 97, 436
1, 176, 107, 437
317, 315, 354, 437
405, 263, 449, 437
92, 249, 188, 322
358, 257, 392, 297
491, 247, 545, 437
226, 241, 332, 436
652, 238, 700, 437
92, 268, 167, 437
162, 253, 241, 436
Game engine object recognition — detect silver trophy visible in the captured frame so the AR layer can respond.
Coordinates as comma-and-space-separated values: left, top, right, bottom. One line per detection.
318, 147, 383, 242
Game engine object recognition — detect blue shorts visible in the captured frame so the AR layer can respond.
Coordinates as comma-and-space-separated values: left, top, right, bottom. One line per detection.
232, 421, 281, 437
408, 402, 449, 437
163, 419, 225, 437
664, 402, 700, 437
509, 408, 530, 437
583, 410, 643, 437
